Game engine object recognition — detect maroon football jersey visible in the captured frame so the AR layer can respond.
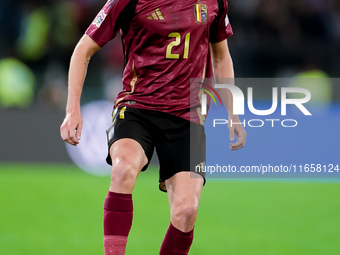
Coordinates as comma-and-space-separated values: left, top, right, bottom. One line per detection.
86, 0, 232, 124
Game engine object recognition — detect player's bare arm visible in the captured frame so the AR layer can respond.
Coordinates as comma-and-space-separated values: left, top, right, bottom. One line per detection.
210, 40, 247, 150
60, 34, 100, 146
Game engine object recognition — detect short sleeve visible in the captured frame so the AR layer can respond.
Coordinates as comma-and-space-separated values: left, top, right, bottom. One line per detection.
209, 0, 233, 43
85, 0, 133, 47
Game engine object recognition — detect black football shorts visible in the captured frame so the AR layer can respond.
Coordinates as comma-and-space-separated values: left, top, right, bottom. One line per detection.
106, 106, 206, 192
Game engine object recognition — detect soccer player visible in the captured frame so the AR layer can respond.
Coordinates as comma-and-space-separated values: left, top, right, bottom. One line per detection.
60, 0, 246, 254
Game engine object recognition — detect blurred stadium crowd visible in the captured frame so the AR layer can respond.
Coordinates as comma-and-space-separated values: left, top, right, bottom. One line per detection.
230, 0, 340, 77
0, 0, 339, 109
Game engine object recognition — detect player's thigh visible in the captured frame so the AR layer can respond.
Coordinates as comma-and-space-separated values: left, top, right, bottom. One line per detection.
110, 138, 148, 175
165, 171, 204, 211
106, 107, 155, 173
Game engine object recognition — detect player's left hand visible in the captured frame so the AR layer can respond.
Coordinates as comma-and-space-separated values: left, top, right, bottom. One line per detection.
228, 115, 247, 150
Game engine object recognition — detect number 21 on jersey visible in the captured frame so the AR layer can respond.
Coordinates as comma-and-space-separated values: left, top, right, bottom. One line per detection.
166, 33, 190, 59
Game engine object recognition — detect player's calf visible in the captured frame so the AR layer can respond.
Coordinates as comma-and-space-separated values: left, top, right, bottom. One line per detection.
104, 139, 147, 254
103, 191, 133, 255
159, 196, 199, 255
159, 223, 194, 255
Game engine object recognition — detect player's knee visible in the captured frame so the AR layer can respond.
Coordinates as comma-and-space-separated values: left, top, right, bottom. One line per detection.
172, 200, 199, 226
110, 157, 138, 189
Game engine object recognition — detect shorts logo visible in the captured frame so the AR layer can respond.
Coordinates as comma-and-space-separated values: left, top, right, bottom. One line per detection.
196, 161, 206, 173
93, 10, 107, 28
194, 4, 207, 23
119, 107, 127, 119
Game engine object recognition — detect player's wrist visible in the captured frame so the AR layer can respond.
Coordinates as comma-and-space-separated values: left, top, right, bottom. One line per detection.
228, 114, 240, 121
66, 102, 81, 114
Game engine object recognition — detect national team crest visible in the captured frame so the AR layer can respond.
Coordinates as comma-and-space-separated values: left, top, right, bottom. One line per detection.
194, 4, 207, 23
93, 10, 107, 28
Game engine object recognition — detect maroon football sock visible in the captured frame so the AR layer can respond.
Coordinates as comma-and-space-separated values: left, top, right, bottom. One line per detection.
159, 223, 194, 255
103, 191, 133, 255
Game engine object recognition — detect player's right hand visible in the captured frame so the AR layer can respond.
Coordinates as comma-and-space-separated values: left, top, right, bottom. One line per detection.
228, 115, 247, 150
60, 112, 83, 146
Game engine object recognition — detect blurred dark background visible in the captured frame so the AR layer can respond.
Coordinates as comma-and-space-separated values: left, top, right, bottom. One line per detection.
229, 0, 340, 78
0, 0, 339, 163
